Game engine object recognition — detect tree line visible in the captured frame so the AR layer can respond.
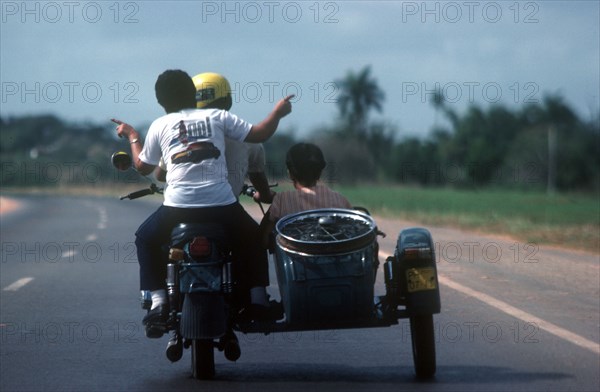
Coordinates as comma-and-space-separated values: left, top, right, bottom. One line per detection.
266, 67, 600, 192
0, 115, 139, 187
1, 66, 599, 192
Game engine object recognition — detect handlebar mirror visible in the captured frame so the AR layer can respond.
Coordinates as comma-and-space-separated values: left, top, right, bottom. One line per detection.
111, 151, 132, 171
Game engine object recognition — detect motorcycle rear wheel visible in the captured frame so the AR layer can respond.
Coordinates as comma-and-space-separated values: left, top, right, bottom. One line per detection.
191, 339, 215, 379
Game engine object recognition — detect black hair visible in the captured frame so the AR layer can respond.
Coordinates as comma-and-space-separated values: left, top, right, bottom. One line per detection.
155, 70, 196, 113
286, 143, 327, 187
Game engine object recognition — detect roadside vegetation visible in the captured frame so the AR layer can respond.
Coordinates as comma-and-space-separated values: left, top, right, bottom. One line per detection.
336, 185, 599, 253
2, 66, 598, 252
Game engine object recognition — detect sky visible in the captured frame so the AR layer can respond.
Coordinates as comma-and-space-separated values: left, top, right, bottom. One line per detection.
1, 1, 599, 140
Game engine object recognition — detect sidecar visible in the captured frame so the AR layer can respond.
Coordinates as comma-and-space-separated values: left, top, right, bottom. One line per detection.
239, 208, 441, 379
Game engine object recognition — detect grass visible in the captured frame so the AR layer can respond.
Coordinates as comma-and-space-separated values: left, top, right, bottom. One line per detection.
333, 185, 600, 253
4, 183, 599, 253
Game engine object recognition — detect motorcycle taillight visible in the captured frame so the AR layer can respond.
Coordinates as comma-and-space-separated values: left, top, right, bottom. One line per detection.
403, 247, 432, 260
189, 236, 211, 258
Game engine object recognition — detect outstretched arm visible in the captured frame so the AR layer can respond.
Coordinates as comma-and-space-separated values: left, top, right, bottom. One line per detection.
111, 118, 155, 176
244, 95, 294, 143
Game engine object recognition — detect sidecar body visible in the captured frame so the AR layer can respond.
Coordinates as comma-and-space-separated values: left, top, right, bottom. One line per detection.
242, 208, 441, 332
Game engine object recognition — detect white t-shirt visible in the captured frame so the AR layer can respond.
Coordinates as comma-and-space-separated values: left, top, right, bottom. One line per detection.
225, 140, 266, 197
139, 108, 252, 207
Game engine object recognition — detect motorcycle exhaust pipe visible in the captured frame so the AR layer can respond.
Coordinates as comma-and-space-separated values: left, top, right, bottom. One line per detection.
166, 333, 183, 362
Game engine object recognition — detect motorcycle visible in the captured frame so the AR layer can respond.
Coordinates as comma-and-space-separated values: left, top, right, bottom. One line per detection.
112, 151, 441, 380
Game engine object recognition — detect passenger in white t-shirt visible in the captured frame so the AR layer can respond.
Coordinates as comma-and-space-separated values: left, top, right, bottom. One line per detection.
152, 73, 277, 324
225, 140, 273, 202
112, 69, 292, 337
155, 72, 274, 203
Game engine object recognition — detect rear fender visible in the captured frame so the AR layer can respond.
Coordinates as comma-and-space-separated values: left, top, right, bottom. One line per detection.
180, 293, 226, 339
395, 227, 441, 316
170, 224, 229, 339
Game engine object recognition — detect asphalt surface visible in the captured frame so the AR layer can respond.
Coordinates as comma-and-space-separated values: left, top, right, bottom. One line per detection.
1, 193, 598, 392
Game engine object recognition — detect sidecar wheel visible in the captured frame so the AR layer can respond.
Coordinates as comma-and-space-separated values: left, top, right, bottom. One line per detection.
191, 339, 215, 379
409, 315, 436, 379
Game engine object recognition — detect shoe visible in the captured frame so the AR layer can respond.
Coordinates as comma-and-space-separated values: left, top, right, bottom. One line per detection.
265, 300, 284, 321
219, 330, 241, 362
142, 305, 168, 338
238, 300, 284, 323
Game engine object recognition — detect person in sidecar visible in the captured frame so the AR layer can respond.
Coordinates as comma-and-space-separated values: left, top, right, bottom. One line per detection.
113, 69, 292, 337
258, 142, 353, 248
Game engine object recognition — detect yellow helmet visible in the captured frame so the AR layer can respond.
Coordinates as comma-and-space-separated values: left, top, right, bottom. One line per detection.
192, 72, 231, 109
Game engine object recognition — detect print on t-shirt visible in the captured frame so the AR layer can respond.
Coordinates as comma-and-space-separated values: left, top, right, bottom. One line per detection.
169, 119, 220, 164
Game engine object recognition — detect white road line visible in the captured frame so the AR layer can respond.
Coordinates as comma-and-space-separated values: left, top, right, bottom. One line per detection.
379, 251, 600, 355
97, 206, 108, 230
3, 277, 34, 291
62, 250, 77, 259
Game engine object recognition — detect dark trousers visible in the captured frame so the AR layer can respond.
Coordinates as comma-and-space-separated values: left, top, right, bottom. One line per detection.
134, 202, 268, 294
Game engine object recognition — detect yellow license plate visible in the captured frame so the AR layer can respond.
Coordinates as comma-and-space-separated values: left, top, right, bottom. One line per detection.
406, 267, 437, 293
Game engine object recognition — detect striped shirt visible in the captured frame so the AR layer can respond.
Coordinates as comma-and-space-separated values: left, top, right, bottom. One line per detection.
268, 184, 353, 222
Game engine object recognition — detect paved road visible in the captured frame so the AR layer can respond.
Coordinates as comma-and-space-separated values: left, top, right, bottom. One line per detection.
1, 194, 598, 391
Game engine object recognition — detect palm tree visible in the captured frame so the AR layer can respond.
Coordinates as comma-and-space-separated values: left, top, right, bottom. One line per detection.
335, 66, 385, 135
